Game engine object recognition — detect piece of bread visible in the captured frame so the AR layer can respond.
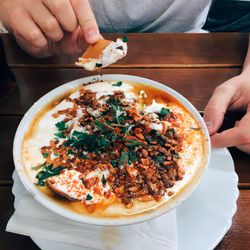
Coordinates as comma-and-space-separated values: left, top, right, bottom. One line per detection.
82, 39, 112, 59
75, 38, 128, 71
45, 169, 85, 201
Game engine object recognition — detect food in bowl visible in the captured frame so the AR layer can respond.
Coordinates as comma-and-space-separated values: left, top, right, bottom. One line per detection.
20, 77, 209, 220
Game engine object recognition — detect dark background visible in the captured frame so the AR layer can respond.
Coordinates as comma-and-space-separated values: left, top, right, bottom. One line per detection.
204, 0, 250, 32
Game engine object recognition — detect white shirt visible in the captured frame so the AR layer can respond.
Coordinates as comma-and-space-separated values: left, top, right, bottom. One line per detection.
90, 0, 212, 32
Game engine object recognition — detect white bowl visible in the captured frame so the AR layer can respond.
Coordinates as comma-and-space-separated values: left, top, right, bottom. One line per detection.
13, 74, 211, 226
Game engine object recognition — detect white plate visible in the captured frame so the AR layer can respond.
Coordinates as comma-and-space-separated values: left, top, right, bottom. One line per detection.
31, 148, 239, 250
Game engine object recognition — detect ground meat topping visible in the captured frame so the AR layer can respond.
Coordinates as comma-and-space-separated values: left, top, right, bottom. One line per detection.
34, 85, 185, 210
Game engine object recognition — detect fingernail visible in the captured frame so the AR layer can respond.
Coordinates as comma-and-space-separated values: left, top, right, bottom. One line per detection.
205, 121, 214, 134
86, 29, 100, 44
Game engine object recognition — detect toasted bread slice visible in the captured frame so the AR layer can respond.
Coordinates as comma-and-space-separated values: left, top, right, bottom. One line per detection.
76, 38, 128, 71
45, 169, 85, 201
82, 39, 112, 59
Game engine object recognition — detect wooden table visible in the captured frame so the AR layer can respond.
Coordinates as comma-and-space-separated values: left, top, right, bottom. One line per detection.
1, 33, 250, 249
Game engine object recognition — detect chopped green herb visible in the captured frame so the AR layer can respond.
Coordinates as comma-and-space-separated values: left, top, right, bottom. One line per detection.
32, 162, 46, 170
152, 153, 165, 165
115, 109, 126, 124
95, 63, 102, 68
158, 107, 171, 118
97, 136, 110, 148
66, 149, 74, 155
79, 152, 87, 159
112, 81, 122, 87
72, 130, 84, 138
69, 131, 110, 152
119, 151, 129, 167
55, 131, 66, 139
110, 123, 127, 128
122, 35, 129, 43
55, 121, 67, 131
107, 95, 122, 107
108, 131, 120, 141
42, 153, 49, 158
94, 120, 113, 133
36, 165, 65, 186
109, 104, 119, 113
166, 128, 175, 138
86, 194, 93, 201
128, 151, 138, 164
124, 139, 144, 149
110, 159, 118, 168
145, 130, 165, 146
102, 175, 107, 185
123, 124, 133, 137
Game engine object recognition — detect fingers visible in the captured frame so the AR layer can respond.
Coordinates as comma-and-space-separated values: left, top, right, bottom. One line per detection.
14, 33, 51, 58
211, 112, 250, 148
50, 28, 82, 56
204, 80, 236, 135
8, 0, 100, 57
43, 0, 78, 32
211, 127, 246, 148
27, 1, 63, 42
71, 0, 101, 44
10, 8, 48, 48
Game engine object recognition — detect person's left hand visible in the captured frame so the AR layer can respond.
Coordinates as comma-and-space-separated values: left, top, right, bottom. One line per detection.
204, 70, 250, 154
0, 0, 101, 57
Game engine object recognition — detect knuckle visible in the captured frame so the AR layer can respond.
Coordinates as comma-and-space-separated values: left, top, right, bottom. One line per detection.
204, 104, 217, 113
65, 21, 78, 32
27, 30, 43, 46
214, 84, 225, 94
51, 0, 64, 12
43, 18, 58, 33
51, 33, 63, 42
79, 18, 95, 29
9, 8, 24, 27
214, 82, 234, 94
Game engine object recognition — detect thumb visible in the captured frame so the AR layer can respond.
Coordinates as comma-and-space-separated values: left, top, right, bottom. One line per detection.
71, 0, 101, 44
210, 110, 250, 148
204, 82, 236, 135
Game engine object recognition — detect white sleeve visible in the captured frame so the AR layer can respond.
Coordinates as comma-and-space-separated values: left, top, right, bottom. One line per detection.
0, 20, 8, 33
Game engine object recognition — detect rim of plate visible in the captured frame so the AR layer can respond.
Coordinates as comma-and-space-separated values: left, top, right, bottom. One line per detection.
13, 74, 211, 226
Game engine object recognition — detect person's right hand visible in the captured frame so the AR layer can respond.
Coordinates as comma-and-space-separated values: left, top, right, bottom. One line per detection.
204, 70, 250, 154
0, 0, 101, 57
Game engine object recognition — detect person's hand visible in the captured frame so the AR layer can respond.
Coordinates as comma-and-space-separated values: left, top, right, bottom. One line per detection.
204, 70, 250, 153
0, 0, 101, 57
